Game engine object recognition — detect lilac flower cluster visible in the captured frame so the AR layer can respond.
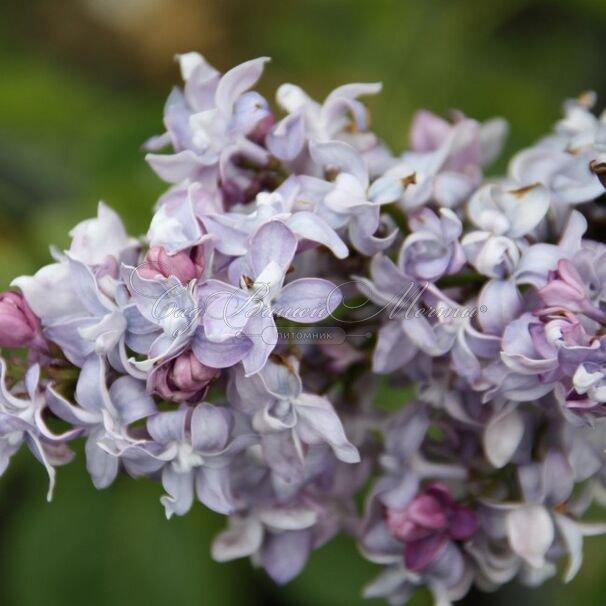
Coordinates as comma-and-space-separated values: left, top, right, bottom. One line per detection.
2, 55, 606, 604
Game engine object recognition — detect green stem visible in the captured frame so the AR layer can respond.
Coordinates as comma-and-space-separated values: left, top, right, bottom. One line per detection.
384, 203, 408, 234
436, 272, 487, 289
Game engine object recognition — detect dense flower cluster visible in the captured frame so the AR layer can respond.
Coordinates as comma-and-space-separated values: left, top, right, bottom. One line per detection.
2, 55, 606, 604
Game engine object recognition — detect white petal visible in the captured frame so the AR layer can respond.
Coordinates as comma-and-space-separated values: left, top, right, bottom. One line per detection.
506, 505, 554, 568
12, 262, 85, 323
483, 406, 524, 468
211, 516, 264, 562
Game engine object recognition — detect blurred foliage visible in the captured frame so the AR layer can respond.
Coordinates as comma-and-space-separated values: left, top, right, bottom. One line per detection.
1, 0, 606, 604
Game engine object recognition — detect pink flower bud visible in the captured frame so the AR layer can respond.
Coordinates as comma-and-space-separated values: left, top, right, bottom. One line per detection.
151, 350, 218, 402
139, 246, 204, 283
0, 291, 47, 351
385, 483, 478, 572
250, 113, 275, 143
410, 110, 481, 172
410, 110, 453, 152
538, 259, 606, 322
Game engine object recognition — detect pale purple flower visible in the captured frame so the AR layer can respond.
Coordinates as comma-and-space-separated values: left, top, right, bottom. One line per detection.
12, 259, 88, 328
212, 504, 319, 584
271, 81, 382, 155
67, 202, 138, 266
410, 110, 507, 168
480, 474, 606, 577
311, 140, 402, 255
467, 182, 551, 238
399, 207, 465, 281
146, 54, 271, 185
200, 184, 348, 259
510, 147, 603, 207
198, 220, 341, 375
386, 111, 507, 210
513, 209, 587, 288
12, 203, 137, 332
46, 355, 156, 488
462, 232, 521, 278
39, 255, 133, 369
461, 181, 551, 279
147, 183, 210, 254
229, 357, 359, 485
358, 260, 498, 382
123, 271, 213, 372
11, 203, 141, 371
136, 403, 254, 518
0, 360, 77, 499
553, 92, 604, 147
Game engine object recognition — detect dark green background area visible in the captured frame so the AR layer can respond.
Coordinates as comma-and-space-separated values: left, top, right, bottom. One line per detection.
0, 1, 605, 604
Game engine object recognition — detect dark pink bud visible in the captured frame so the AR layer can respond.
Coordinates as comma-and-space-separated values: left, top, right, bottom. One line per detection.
404, 532, 449, 572
139, 246, 204, 283
385, 482, 477, 571
0, 291, 47, 351
150, 350, 218, 403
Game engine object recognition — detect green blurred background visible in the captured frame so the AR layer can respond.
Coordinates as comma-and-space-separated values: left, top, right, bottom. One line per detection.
1, 0, 606, 604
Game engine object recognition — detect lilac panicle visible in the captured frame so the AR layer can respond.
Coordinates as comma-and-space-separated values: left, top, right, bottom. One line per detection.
3, 56, 606, 606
